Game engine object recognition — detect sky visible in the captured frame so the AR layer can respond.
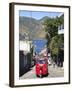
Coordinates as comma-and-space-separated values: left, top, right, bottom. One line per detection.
19, 10, 62, 20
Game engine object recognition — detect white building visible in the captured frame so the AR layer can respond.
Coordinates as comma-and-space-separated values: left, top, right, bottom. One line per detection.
58, 24, 64, 34
19, 40, 32, 76
20, 40, 32, 54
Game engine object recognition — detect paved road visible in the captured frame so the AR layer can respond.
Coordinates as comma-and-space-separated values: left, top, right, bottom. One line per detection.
20, 64, 64, 79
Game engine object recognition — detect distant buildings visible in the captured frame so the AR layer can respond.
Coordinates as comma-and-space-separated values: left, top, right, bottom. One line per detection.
39, 47, 47, 56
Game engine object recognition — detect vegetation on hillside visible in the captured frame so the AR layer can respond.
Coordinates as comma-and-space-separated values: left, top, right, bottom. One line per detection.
19, 16, 46, 40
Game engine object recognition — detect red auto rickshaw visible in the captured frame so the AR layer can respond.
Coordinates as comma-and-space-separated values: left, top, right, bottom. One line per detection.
36, 57, 48, 78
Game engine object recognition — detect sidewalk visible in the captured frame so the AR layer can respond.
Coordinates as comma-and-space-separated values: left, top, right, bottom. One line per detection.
20, 66, 36, 79
48, 64, 64, 78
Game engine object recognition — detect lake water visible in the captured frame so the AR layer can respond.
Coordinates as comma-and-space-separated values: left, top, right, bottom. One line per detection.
32, 39, 47, 54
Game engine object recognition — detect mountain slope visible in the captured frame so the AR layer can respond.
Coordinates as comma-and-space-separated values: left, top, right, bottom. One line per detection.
19, 16, 47, 40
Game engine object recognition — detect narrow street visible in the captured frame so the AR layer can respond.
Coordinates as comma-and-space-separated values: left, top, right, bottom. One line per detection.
20, 64, 64, 79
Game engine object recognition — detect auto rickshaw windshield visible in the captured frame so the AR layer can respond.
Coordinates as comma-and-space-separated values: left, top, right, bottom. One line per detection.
36, 60, 46, 64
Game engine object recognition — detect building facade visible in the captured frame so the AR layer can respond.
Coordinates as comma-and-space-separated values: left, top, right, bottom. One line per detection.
19, 33, 32, 76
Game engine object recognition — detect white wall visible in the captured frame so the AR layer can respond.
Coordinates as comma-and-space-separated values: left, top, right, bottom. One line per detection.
0, 0, 72, 90
58, 29, 64, 34
20, 41, 30, 52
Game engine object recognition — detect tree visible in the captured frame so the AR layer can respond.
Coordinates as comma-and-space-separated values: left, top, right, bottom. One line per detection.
49, 35, 64, 57
43, 15, 64, 59
43, 16, 64, 38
